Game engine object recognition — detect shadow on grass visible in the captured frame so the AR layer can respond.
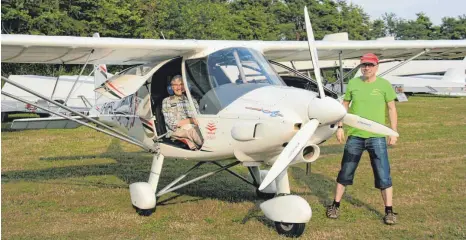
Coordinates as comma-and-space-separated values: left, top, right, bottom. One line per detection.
290, 167, 384, 217
156, 194, 205, 206
319, 144, 345, 155
1, 139, 257, 204
2, 138, 382, 226
240, 201, 275, 230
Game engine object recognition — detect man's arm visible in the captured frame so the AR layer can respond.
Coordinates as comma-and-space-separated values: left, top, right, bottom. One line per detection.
336, 100, 350, 143
337, 101, 350, 127
387, 101, 397, 132
387, 100, 398, 145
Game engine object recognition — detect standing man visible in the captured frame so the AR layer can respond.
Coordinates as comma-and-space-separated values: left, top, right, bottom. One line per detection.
162, 75, 203, 150
326, 53, 399, 225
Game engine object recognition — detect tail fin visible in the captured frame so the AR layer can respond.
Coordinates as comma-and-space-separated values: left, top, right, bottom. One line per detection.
94, 63, 112, 87
92, 33, 113, 88
441, 68, 466, 83
92, 33, 114, 105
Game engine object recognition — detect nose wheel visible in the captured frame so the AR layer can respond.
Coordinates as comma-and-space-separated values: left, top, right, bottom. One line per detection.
275, 222, 306, 238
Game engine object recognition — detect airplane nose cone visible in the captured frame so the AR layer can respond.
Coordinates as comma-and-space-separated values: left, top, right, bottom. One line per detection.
308, 96, 346, 125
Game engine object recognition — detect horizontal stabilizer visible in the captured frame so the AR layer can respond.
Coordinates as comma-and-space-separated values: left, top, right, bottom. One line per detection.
11, 116, 88, 130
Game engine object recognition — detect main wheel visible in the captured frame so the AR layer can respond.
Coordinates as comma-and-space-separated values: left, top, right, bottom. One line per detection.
274, 222, 306, 238
133, 205, 155, 217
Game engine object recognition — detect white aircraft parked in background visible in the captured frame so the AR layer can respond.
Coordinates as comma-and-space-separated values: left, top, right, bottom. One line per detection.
2, 8, 466, 237
1, 74, 95, 121
278, 33, 466, 97
1, 33, 114, 122
352, 58, 466, 96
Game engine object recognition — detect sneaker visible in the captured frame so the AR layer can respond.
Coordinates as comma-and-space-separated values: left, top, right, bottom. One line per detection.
326, 205, 339, 219
383, 211, 397, 225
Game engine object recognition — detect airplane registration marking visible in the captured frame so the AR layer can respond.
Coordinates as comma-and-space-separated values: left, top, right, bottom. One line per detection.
245, 107, 284, 117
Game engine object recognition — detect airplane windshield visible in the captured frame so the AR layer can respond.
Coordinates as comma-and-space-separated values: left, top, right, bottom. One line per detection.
185, 47, 285, 114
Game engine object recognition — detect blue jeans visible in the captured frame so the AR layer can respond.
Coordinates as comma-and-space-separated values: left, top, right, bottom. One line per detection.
337, 136, 392, 189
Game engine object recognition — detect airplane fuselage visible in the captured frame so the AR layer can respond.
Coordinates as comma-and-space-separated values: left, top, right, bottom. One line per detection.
90, 47, 341, 165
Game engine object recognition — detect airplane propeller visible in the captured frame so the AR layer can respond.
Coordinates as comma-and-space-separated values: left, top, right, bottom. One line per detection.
342, 113, 399, 137
259, 119, 320, 190
258, 7, 399, 191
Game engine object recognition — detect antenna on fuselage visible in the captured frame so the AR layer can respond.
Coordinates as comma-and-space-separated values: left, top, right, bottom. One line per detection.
304, 6, 325, 99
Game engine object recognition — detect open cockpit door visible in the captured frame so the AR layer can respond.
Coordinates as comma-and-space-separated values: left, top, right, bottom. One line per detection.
95, 62, 164, 100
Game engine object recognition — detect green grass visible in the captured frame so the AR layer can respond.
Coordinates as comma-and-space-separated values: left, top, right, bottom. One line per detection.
2, 96, 465, 239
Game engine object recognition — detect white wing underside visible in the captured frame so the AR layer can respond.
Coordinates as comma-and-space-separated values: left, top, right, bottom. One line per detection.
11, 116, 88, 130
2, 34, 466, 64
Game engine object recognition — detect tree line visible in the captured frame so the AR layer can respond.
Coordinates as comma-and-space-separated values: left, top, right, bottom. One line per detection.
2, 0, 465, 76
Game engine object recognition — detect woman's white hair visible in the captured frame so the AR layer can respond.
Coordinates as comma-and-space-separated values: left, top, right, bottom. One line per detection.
171, 75, 183, 83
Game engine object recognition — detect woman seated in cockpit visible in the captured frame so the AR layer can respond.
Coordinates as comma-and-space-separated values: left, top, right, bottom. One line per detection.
162, 75, 203, 150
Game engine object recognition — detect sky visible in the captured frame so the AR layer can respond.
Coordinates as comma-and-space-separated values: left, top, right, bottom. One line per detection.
348, 0, 466, 25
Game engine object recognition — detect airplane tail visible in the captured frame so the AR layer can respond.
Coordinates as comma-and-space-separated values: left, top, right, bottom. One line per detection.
441, 67, 466, 83
92, 33, 114, 105
94, 63, 113, 87
92, 33, 113, 88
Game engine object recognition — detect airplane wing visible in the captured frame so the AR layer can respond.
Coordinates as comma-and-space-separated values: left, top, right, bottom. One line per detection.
10, 116, 88, 130
262, 40, 466, 61
2, 34, 466, 65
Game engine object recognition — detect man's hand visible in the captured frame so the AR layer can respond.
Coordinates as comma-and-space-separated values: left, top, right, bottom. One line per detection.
190, 118, 199, 126
388, 136, 398, 146
178, 118, 199, 127
336, 128, 345, 144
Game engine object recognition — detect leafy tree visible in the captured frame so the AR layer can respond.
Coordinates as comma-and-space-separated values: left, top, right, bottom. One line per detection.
337, 1, 371, 40
440, 15, 466, 39
369, 19, 386, 39
179, 0, 236, 40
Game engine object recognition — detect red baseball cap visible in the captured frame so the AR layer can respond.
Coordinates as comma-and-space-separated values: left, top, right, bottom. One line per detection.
360, 53, 379, 65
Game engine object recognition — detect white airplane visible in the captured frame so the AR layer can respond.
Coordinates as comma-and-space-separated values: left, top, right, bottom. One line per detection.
1, 74, 95, 121
2, 8, 466, 237
353, 58, 466, 96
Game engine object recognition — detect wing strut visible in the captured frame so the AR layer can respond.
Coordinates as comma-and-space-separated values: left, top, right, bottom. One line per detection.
64, 49, 94, 105
2, 91, 154, 152
338, 51, 344, 94
1, 76, 157, 153
379, 49, 430, 76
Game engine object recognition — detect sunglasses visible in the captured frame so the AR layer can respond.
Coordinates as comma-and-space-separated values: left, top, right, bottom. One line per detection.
361, 63, 377, 67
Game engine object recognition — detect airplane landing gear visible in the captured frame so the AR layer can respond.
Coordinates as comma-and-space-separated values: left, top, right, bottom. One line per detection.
260, 171, 312, 237
275, 222, 306, 238
255, 188, 275, 199
133, 205, 155, 217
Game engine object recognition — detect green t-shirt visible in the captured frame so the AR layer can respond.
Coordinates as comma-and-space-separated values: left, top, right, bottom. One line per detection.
344, 76, 397, 138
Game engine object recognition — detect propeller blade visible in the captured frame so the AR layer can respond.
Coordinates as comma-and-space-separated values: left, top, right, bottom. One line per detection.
259, 119, 320, 191
304, 6, 325, 99
343, 113, 399, 137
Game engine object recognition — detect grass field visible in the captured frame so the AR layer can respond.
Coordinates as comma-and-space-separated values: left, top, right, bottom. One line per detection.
2, 96, 465, 239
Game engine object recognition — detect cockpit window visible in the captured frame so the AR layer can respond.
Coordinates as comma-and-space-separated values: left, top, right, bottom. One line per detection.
185, 47, 285, 115
207, 48, 284, 86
